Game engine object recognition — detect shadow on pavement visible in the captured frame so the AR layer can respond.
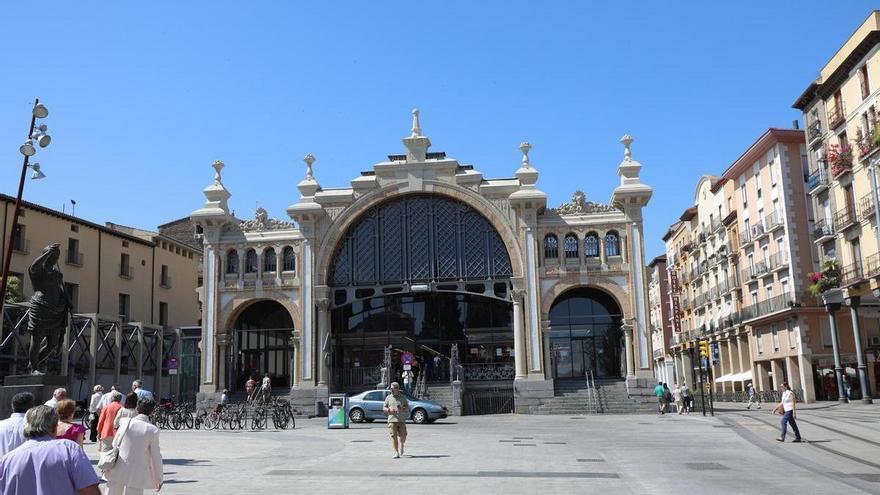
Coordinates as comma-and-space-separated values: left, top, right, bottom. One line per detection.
164, 458, 213, 466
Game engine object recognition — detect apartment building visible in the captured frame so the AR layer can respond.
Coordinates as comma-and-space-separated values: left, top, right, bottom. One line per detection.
663, 129, 847, 403
648, 255, 674, 384
793, 10, 880, 402
1, 194, 200, 328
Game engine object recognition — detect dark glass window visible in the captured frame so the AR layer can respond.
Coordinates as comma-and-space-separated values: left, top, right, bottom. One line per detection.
263, 248, 277, 272
584, 234, 599, 258
245, 249, 258, 273
605, 232, 620, 257
226, 250, 239, 274
564, 234, 578, 259
544, 234, 559, 259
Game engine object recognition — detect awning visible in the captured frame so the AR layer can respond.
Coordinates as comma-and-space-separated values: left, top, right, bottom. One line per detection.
714, 370, 753, 383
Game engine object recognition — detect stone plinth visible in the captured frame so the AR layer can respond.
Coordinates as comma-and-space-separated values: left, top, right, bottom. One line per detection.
1, 375, 68, 418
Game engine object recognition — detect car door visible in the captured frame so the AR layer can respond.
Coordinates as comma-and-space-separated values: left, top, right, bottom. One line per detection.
362, 391, 385, 419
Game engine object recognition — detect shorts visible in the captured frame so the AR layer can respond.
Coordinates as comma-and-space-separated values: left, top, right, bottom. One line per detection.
388, 421, 407, 439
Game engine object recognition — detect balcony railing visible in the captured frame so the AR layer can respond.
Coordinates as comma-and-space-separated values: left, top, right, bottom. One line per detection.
11, 238, 29, 255
119, 263, 132, 279
721, 312, 742, 330
827, 102, 846, 129
807, 168, 830, 193
66, 250, 83, 266
807, 120, 822, 144
741, 292, 795, 322
865, 252, 880, 279
833, 206, 858, 231
840, 261, 864, 287
857, 130, 880, 161
768, 251, 789, 271
710, 217, 722, 232
160, 275, 172, 289
765, 210, 784, 231
858, 192, 876, 222
739, 230, 751, 246
812, 218, 835, 241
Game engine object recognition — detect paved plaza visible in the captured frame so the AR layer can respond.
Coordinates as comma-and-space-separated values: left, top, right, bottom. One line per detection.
80, 403, 880, 494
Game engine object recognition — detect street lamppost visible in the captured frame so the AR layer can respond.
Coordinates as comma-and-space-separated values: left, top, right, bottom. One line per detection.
0, 99, 50, 307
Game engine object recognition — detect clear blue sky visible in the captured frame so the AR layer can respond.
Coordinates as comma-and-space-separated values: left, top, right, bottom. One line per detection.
0, 2, 876, 256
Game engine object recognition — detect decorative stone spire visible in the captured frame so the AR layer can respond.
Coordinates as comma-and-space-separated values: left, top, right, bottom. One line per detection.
509, 140, 547, 208
297, 153, 320, 198
620, 134, 633, 161
519, 141, 532, 169
611, 133, 653, 211
191, 159, 232, 219
403, 107, 431, 162
411, 108, 422, 137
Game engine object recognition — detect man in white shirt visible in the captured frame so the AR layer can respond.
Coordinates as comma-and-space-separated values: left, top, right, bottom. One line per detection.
43, 388, 66, 409
88, 385, 104, 443
775, 382, 802, 443
0, 392, 34, 456
98, 385, 118, 409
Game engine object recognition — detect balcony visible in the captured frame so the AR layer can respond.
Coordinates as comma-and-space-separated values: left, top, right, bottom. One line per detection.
66, 250, 83, 266
741, 292, 795, 322
764, 210, 784, 232
859, 192, 876, 222
751, 223, 769, 241
754, 260, 770, 278
710, 217, 722, 233
739, 230, 751, 247
768, 251, 789, 272
806, 168, 830, 194
865, 252, 880, 279
721, 312, 742, 330
857, 130, 880, 162
840, 261, 864, 287
812, 218, 835, 243
827, 102, 846, 130
833, 206, 858, 232
807, 120, 823, 146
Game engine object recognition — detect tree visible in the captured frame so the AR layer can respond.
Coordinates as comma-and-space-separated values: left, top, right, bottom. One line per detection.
4, 277, 24, 304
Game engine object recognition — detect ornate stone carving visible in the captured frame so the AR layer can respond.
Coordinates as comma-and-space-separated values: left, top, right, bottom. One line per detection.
240, 207, 295, 232
551, 190, 616, 215
325, 207, 345, 221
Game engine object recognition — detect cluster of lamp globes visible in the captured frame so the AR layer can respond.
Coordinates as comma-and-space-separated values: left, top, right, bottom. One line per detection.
18, 102, 50, 180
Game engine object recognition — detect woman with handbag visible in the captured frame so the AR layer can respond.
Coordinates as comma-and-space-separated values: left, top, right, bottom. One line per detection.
97, 392, 123, 453
103, 397, 164, 494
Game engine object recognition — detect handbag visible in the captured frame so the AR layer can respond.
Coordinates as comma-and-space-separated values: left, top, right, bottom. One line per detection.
97, 417, 131, 471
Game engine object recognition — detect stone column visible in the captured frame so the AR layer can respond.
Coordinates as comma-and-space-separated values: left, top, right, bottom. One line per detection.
523, 227, 542, 374
237, 249, 245, 284
825, 303, 848, 403
846, 296, 873, 404
599, 236, 607, 267
755, 361, 771, 391
316, 297, 331, 387
512, 290, 527, 379
726, 337, 738, 390
216, 332, 229, 390
623, 324, 635, 378
255, 248, 264, 289
718, 340, 728, 393
770, 359, 783, 390
275, 247, 284, 286
787, 355, 802, 390
220, 250, 228, 283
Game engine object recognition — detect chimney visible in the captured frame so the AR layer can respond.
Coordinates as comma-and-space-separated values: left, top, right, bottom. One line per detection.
792, 120, 800, 129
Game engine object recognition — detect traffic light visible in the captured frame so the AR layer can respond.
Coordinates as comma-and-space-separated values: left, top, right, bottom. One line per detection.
698, 339, 710, 359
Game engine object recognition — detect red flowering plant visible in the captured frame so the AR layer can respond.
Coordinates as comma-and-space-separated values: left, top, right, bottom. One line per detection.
828, 143, 853, 177
808, 259, 840, 296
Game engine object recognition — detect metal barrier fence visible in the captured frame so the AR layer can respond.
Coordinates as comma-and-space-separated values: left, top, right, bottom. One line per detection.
463, 385, 514, 415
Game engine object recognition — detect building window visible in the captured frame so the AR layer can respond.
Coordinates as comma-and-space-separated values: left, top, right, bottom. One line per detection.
584, 233, 599, 258
160, 264, 170, 288
543, 235, 559, 259
564, 234, 578, 259
245, 249, 258, 273
771, 324, 780, 351
860, 64, 870, 100
820, 320, 832, 347
282, 246, 296, 272
64, 283, 79, 312
122, 241, 129, 248
67, 238, 82, 265
118, 293, 130, 322
605, 231, 620, 257
11, 224, 27, 253
787, 321, 797, 350
263, 248, 277, 273
120, 253, 131, 278
159, 302, 168, 327
756, 329, 764, 354
226, 249, 239, 274
70, 224, 79, 232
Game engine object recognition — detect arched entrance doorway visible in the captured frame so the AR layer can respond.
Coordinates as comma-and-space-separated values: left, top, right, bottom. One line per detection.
232, 300, 294, 391
328, 193, 515, 390
549, 288, 624, 380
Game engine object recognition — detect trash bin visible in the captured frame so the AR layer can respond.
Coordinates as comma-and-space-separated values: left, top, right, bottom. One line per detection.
327, 394, 349, 429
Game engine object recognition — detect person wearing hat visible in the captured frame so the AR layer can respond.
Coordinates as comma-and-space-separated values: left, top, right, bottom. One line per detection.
87, 385, 104, 443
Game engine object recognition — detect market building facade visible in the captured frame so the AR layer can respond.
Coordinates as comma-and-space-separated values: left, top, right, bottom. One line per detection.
191, 111, 655, 413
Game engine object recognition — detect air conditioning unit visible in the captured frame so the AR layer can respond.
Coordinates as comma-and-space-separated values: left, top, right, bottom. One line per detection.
869, 336, 880, 347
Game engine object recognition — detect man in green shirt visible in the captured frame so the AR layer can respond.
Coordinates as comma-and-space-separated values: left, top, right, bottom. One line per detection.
654, 382, 666, 415
383, 382, 409, 458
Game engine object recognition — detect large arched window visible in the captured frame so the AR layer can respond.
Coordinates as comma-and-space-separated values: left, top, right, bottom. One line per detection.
226, 249, 239, 274
329, 194, 512, 286
263, 248, 277, 273
544, 234, 559, 259
564, 234, 578, 259
549, 287, 623, 378
605, 231, 620, 257
245, 249, 258, 273
584, 233, 599, 258
282, 246, 296, 272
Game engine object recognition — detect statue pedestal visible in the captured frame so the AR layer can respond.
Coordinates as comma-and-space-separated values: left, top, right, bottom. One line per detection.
1, 374, 68, 418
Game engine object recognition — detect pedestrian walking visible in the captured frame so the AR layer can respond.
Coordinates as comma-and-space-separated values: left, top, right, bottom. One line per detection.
55, 399, 86, 447
680, 383, 691, 414
0, 392, 34, 456
103, 398, 164, 495
663, 383, 672, 413
97, 392, 123, 452
383, 382, 409, 458
245, 376, 256, 402
653, 382, 666, 415
115, 393, 139, 430
433, 354, 442, 380
99, 386, 118, 409
260, 374, 272, 403
774, 382, 802, 443
746, 383, 760, 410
0, 405, 101, 495
131, 380, 154, 401
402, 369, 414, 395
43, 387, 67, 408
88, 385, 104, 443
672, 383, 683, 414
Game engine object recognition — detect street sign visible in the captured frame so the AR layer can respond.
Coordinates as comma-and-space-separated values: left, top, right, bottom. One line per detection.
169, 369, 178, 375
167, 357, 178, 370
401, 351, 414, 365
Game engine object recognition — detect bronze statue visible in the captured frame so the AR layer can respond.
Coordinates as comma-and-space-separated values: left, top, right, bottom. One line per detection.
27, 243, 71, 374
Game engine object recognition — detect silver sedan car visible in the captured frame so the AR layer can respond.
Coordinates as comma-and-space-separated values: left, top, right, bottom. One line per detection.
346, 389, 448, 424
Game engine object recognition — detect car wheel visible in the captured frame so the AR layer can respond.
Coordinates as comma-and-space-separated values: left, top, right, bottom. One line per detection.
411, 408, 428, 425
349, 408, 365, 423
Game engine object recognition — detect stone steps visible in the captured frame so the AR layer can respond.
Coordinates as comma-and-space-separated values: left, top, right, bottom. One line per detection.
530, 379, 656, 415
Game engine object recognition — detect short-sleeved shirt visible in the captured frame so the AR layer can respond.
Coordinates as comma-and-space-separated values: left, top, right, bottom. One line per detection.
383, 393, 409, 423
654, 385, 665, 398
781, 390, 795, 412
0, 413, 26, 457
262, 377, 271, 388
134, 388, 154, 401
0, 435, 100, 495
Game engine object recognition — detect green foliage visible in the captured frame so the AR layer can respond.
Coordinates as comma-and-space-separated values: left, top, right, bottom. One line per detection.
3, 277, 24, 304
808, 260, 840, 296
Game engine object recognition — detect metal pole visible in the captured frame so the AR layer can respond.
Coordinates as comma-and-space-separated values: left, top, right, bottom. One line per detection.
698, 344, 706, 417
826, 303, 848, 403
0, 99, 39, 308
707, 345, 715, 417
